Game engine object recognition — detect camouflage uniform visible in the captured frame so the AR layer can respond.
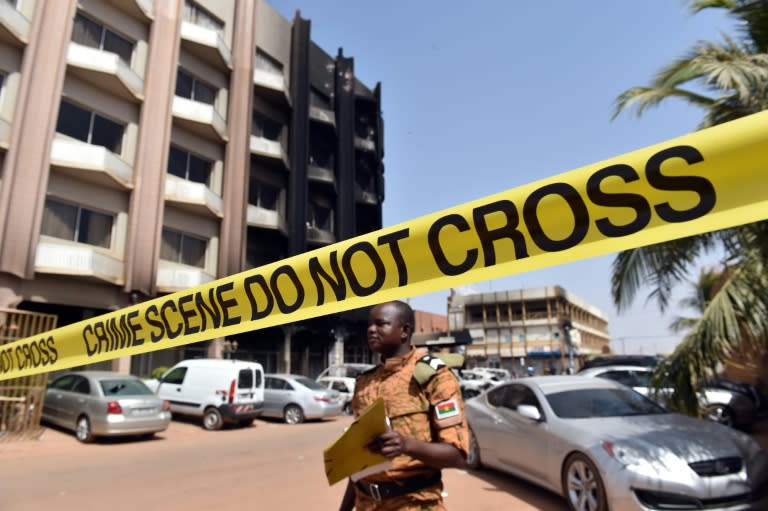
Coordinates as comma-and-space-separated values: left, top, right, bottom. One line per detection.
351, 347, 469, 510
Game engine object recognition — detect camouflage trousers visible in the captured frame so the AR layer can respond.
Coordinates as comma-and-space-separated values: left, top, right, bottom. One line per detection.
354, 483, 445, 511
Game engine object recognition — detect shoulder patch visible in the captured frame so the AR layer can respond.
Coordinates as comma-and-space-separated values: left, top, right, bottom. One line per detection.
413, 355, 445, 386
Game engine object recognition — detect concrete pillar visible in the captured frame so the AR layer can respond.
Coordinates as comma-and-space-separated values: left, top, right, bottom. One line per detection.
208, 338, 224, 359
111, 357, 131, 375
280, 326, 294, 373
330, 325, 347, 367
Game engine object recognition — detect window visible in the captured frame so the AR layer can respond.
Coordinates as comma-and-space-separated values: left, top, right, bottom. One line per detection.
252, 112, 282, 141
41, 199, 113, 249
308, 201, 333, 231
160, 228, 207, 268
355, 170, 374, 192
176, 69, 216, 105
71, 376, 91, 395
238, 369, 253, 389
50, 375, 77, 391
161, 367, 187, 385
309, 136, 335, 169
310, 87, 332, 110
183, 0, 223, 36
168, 145, 212, 185
56, 100, 124, 154
72, 12, 134, 65
255, 49, 283, 76
100, 379, 153, 396
248, 180, 279, 210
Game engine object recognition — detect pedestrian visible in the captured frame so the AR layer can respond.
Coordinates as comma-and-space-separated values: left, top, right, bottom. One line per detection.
338, 300, 469, 511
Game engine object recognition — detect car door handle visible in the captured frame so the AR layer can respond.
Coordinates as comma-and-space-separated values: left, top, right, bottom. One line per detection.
176, 388, 181, 392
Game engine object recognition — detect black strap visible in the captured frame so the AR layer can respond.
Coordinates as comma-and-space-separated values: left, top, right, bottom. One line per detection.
355, 472, 442, 501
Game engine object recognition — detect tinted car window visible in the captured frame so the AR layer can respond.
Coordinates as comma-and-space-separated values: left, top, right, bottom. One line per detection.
50, 375, 77, 391
266, 377, 288, 390
238, 369, 253, 389
254, 369, 262, 387
547, 388, 665, 419
100, 379, 153, 396
331, 381, 348, 392
163, 367, 187, 384
71, 376, 91, 395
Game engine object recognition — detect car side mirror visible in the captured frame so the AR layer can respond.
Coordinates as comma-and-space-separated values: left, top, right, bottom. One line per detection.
517, 404, 542, 421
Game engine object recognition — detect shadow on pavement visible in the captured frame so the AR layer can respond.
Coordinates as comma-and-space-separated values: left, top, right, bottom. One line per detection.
461, 466, 569, 510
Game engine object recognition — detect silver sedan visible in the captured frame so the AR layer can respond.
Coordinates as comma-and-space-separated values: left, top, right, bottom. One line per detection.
465, 376, 768, 511
262, 373, 343, 424
43, 371, 171, 443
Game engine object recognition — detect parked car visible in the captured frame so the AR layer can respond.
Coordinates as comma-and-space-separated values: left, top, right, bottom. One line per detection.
578, 365, 758, 429
456, 370, 496, 398
42, 371, 171, 443
145, 359, 264, 430
466, 367, 513, 383
316, 376, 355, 415
579, 354, 663, 371
465, 376, 768, 511
316, 363, 374, 379
262, 373, 343, 424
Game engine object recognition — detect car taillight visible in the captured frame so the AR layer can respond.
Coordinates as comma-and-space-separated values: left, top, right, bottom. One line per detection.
162, 400, 171, 412
314, 395, 331, 403
228, 379, 236, 404
106, 401, 123, 414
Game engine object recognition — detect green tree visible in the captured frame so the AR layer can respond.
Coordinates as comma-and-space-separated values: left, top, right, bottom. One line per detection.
668, 266, 723, 333
611, 0, 768, 416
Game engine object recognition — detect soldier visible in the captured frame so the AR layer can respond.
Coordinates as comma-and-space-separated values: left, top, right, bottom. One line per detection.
338, 300, 469, 511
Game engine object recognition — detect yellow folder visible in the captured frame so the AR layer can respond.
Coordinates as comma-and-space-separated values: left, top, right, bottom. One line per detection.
323, 397, 393, 486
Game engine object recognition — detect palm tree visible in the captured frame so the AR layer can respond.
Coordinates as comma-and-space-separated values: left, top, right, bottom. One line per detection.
668, 266, 723, 333
611, 0, 768, 416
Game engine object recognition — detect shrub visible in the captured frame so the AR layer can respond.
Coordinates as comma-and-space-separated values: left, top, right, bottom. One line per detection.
151, 366, 169, 379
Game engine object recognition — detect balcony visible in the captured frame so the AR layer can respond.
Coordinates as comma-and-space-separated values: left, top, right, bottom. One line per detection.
355, 186, 378, 205
66, 43, 143, 102
306, 225, 335, 245
246, 204, 285, 232
308, 165, 335, 186
309, 106, 335, 126
35, 238, 124, 285
0, 1, 29, 47
105, 0, 153, 21
249, 135, 289, 167
157, 260, 215, 292
354, 136, 376, 152
164, 175, 223, 218
172, 96, 228, 142
50, 136, 134, 190
253, 69, 290, 106
0, 117, 10, 149
180, 21, 232, 71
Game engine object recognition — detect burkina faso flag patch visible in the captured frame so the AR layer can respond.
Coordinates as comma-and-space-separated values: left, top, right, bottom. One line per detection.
435, 398, 460, 420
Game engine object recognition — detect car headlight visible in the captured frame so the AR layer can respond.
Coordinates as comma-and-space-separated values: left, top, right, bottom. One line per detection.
602, 441, 648, 466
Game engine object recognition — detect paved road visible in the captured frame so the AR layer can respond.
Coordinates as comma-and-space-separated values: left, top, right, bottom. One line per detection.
0, 416, 568, 511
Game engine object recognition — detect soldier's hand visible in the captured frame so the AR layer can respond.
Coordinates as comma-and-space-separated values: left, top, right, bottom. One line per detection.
366, 430, 411, 458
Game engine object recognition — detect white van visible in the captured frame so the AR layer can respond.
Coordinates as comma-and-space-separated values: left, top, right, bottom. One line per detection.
145, 359, 264, 430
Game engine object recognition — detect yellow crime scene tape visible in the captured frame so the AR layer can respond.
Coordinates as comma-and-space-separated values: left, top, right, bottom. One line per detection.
2, 110, 768, 381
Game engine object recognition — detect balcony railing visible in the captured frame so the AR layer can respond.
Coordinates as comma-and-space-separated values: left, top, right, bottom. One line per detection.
66, 43, 143, 101
0, 0, 29, 46
34, 238, 124, 284
249, 135, 288, 166
164, 175, 223, 217
246, 204, 284, 231
172, 96, 227, 141
156, 260, 215, 291
50, 136, 133, 190
180, 21, 232, 70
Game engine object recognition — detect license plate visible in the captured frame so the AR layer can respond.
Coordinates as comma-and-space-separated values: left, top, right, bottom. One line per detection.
133, 408, 156, 416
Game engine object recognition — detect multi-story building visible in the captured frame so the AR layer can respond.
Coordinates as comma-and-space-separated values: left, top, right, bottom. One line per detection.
447, 286, 610, 375
0, 0, 384, 378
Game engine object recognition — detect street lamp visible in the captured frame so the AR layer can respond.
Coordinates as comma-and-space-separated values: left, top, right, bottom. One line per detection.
223, 339, 238, 360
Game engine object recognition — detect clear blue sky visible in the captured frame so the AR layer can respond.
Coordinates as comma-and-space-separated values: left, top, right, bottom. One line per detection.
270, 0, 734, 354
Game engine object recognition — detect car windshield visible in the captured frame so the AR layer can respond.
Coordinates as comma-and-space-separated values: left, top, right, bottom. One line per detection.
295, 377, 326, 390
100, 379, 153, 396
546, 388, 666, 418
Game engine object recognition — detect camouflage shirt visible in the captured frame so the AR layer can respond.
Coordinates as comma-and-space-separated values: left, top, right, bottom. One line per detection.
351, 347, 469, 509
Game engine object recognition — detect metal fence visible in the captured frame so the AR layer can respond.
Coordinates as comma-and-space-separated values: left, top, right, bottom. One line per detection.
0, 308, 57, 442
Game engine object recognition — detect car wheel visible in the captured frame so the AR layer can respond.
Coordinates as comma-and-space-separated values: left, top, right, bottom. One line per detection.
703, 405, 734, 427
562, 453, 607, 511
283, 404, 305, 425
75, 415, 94, 443
466, 429, 482, 469
202, 407, 224, 431
342, 403, 353, 416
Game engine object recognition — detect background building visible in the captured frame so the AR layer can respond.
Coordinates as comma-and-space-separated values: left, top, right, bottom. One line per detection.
447, 286, 610, 375
0, 0, 384, 378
